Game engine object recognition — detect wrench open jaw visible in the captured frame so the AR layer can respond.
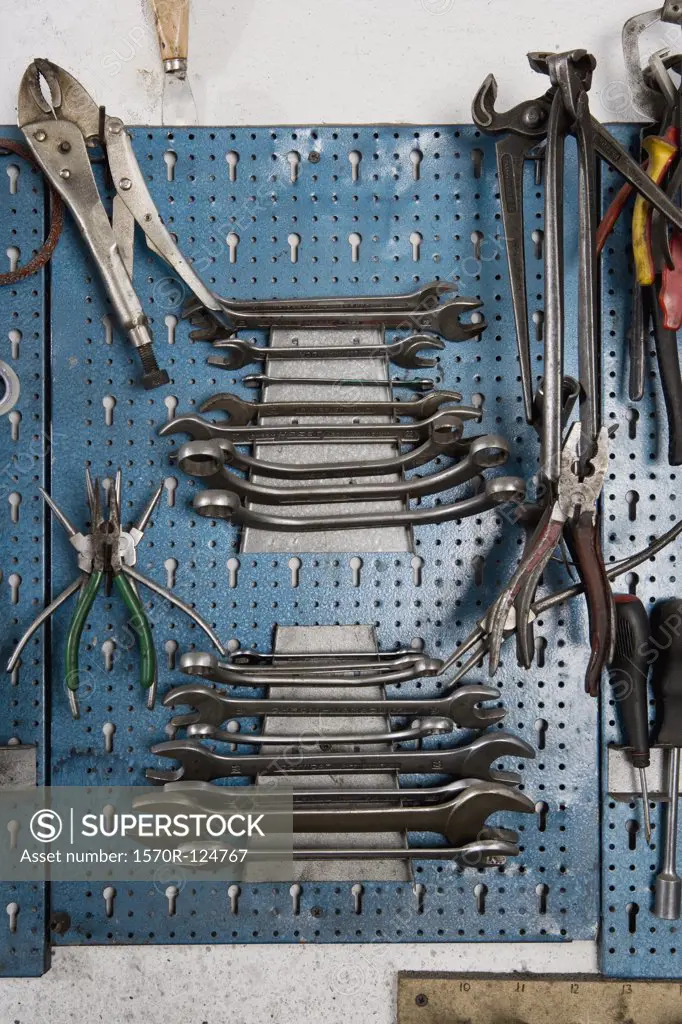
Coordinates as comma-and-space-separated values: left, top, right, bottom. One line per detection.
163, 681, 507, 731
205, 334, 447, 371
191, 476, 526, 532
175, 434, 510, 505
145, 731, 535, 784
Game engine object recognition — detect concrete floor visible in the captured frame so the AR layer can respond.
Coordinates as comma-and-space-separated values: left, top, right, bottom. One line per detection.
0, 941, 597, 1023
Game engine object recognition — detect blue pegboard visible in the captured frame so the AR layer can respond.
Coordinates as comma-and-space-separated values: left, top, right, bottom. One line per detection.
0, 127, 49, 976
1, 124, 607, 970
599, 125, 682, 980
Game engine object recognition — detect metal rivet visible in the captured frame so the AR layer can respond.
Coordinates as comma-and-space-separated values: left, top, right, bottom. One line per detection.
119, 178, 132, 191
58, 141, 71, 153
33, 130, 46, 141
59, 169, 70, 179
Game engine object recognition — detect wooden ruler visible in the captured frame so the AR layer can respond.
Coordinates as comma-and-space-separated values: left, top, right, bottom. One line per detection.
398, 974, 682, 1023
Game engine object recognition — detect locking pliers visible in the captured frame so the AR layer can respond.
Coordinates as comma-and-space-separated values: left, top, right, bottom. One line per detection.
17, 59, 229, 389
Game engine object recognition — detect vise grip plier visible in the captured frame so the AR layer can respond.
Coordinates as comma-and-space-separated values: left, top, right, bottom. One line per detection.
17, 59, 230, 389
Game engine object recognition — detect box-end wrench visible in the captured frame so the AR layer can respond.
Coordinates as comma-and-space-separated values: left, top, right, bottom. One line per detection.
168, 427, 473, 480
178, 651, 443, 688
191, 476, 526, 532
188, 298, 486, 343
242, 375, 438, 392
163, 682, 506, 730
206, 334, 447, 371
185, 718, 454, 747
145, 731, 535, 783
176, 435, 509, 505
175, 837, 520, 862
229, 647, 424, 665
199, 390, 464, 424
158, 409, 479, 445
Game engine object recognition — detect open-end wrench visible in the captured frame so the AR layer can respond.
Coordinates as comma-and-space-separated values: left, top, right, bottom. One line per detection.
199, 390, 463, 424
145, 730, 535, 783
192, 476, 525, 532
242, 375, 438, 392
146, 775, 504, 807
206, 334, 447, 371
163, 682, 506, 730
215, 654, 432, 676
186, 718, 455, 747
158, 409, 478, 445
176, 434, 509, 504
174, 837, 520, 862
178, 651, 443, 688
184, 280, 458, 317
188, 298, 485, 343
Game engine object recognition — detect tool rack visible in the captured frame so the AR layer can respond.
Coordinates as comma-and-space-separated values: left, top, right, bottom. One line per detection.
0, 121, 672, 978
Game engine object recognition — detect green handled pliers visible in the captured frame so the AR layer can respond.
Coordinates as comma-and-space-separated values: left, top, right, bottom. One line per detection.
6, 468, 227, 719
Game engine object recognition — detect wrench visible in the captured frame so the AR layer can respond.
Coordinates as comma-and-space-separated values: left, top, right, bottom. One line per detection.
184, 279, 458, 317
191, 476, 526, 532
176, 435, 509, 505
242, 374, 438, 392
622, 6, 682, 121
206, 334, 447, 371
229, 647, 426, 665
199, 390, 463, 424
158, 409, 478, 445
168, 427, 473, 480
186, 717, 454, 746
175, 837, 520, 862
145, 730, 536, 783
216, 654, 433, 676
163, 682, 506, 730
178, 651, 443, 688
188, 298, 485, 343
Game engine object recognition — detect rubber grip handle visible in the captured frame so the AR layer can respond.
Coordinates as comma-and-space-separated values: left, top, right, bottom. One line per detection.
65, 571, 102, 693
113, 573, 156, 690
609, 595, 651, 767
632, 135, 678, 287
661, 231, 682, 331
649, 284, 682, 465
565, 511, 613, 697
650, 599, 682, 747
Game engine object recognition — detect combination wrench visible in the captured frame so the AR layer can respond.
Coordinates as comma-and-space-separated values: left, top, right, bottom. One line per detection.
176, 435, 509, 505
178, 651, 443, 688
191, 476, 526, 532
145, 731, 535, 783
185, 718, 455, 746
199, 390, 463, 424
163, 682, 506, 730
158, 409, 479, 445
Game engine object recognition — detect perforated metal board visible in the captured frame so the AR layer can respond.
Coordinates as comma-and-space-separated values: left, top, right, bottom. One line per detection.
600, 126, 682, 980
0, 123, 610, 973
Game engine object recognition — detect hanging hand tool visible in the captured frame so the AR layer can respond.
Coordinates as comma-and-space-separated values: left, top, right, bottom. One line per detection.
159, 408, 479, 444
482, 424, 613, 694
191, 475, 525, 533
241, 374, 438, 392
163, 681, 505, 730
145, 730, 535, 783
178, 837, 520, 863
151, 0, 198, 126
206, 334, 449, 371
178, 650, 443, 688
199, 390, 464, 424
185, 296, 485, 342
622, 4, 682, 122
16, 60, 232, 387
609, 595, 653, 845
187, 718, 455, 747
176, 434, 509, 505
6, 470, 226, 716
651, 598, 682, 920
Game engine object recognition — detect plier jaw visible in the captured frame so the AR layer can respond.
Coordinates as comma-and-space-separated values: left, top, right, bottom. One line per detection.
18, 59, 100, 142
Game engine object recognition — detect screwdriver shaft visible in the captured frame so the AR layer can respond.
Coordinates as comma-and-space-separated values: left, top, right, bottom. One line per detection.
639, 767, 652, 845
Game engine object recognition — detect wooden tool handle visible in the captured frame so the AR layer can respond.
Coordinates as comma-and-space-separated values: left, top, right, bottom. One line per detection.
151, 0, 189, 62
